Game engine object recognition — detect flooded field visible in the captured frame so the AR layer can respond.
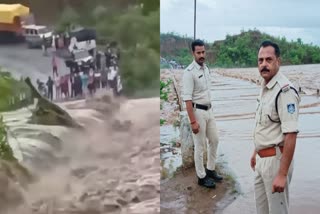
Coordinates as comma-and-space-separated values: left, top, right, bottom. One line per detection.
216, 64, 320, 94
161, 64, 320, 213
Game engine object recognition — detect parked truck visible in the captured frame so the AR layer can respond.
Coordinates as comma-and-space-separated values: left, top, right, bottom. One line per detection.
22, 24, 53, 48
0, 3, 30, 43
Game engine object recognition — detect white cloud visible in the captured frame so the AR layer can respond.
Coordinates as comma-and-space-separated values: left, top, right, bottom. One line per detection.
197, 0, 217, 10
160, 0, 181, 12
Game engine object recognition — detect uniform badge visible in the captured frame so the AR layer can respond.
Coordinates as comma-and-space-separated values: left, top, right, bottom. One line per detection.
287, 103, 295, 114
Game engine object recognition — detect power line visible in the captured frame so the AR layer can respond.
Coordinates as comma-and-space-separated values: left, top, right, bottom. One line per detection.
194, 0, 196, 40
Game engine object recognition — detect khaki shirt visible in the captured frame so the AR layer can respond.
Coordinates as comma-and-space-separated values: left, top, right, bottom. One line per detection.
182, 60, 212, 105
254, 71, 300, 151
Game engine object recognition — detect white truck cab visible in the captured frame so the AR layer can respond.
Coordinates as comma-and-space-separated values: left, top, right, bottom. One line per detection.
22, 24, 53, 48
72, 49, 94, 67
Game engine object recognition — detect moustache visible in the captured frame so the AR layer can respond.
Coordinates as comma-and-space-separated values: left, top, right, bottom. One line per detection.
199, 57, 205, 61
261, 67, 270, 72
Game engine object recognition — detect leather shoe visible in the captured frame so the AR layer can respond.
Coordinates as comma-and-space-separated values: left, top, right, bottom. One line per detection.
198, 176, 216, 188
206, 169, 223, 182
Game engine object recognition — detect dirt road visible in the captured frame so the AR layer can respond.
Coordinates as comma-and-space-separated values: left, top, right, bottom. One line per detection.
0, 44, 68, 83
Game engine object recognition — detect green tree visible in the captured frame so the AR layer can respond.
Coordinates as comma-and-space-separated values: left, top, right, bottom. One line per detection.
161, 30, 320, 68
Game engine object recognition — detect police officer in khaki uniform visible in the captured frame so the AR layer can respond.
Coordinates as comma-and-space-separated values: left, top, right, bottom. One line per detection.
182, 39, 223, 188
251, 41, 300, 214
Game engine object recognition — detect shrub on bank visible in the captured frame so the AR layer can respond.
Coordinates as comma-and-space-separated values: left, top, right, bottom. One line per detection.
0, 116, 15, 161
0, 70, 33, 112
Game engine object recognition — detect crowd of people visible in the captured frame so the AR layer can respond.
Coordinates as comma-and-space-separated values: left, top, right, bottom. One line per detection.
43, 69, 96, 101
36, 26, 123, 102
37, 49, 121, 102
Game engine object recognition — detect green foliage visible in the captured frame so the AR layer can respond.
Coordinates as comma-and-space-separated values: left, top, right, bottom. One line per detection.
160, 79, 172, 101
0, 116, 33, 183
55, 6, 80, 33
160, 33, 194, 66
160, 63, 171, 69
160, 118, 166, 126
161, 30, 320, 68
0, 70, 33, 112
115, 8, 160, 96
160, 79, 172, 119
0, 116, 16, 161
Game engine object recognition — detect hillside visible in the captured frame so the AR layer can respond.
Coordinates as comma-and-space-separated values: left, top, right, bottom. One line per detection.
160, 33, 215, 66
160, 30, 320, 68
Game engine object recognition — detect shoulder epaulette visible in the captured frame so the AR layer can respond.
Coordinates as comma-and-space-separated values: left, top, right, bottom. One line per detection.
185, 63, 194, 71
281, 84, 290, 93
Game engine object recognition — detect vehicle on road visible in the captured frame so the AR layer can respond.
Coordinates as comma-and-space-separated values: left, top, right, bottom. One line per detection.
68, 27, 96, 54
64, 49, 94, 72
0, 3, 30, 43
22, 24, 53, 48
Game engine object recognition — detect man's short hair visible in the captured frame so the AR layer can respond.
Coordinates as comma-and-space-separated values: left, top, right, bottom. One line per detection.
259, 40, 280, 57
191, 39, 205, 52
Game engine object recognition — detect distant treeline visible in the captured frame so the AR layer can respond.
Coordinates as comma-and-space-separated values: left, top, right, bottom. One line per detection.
160, 29, 320, 68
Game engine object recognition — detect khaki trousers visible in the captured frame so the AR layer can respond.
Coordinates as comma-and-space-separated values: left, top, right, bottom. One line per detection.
192, 107, 219, 179
255, 147, 294, 214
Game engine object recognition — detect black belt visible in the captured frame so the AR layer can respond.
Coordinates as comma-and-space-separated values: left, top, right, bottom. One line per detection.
192, 103, 212, 110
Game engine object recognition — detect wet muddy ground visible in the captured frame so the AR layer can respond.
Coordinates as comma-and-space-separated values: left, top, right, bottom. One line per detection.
160, 66, 320, 213
160, 166, 236, 214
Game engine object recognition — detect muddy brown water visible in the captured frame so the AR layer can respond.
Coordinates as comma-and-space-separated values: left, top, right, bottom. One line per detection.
2, 96, 160, 214
161, 66, 320, 213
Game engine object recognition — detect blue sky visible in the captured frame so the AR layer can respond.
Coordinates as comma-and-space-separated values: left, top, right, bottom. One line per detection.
160, 0, 320, 45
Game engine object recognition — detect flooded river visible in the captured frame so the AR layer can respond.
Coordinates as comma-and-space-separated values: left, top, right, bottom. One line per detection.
1, 96, 160, 214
